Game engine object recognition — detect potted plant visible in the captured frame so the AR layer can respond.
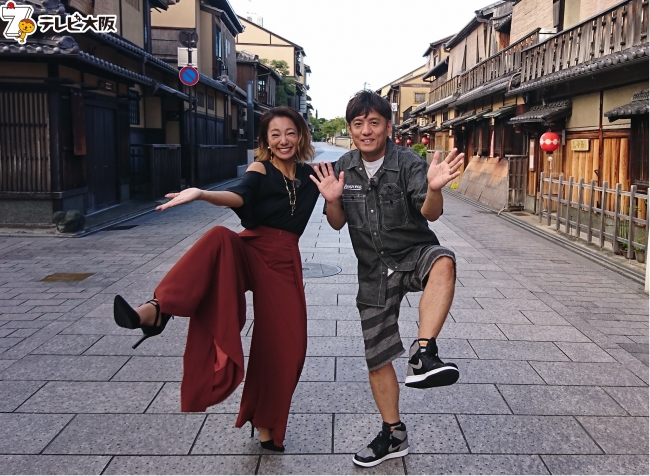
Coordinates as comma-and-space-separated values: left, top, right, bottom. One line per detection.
633, 236, 646, 263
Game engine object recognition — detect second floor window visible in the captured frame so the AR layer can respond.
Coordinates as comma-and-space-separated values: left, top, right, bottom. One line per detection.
215, 28, 222, 58
414, 92, 425, 103
197, 92, 205, 108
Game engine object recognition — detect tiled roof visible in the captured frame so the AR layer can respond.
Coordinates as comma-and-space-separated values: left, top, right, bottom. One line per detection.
441, 110, 475, 129
507, 44, 649, 96
424, 93, 458, 114
604, 90, 649, 122
509, 101, 571, 124
412, 102, 428, 114
0, 35, 78, 54
483, 105, 517, 118
419, 123, 437, 133
453, 76, 511, 106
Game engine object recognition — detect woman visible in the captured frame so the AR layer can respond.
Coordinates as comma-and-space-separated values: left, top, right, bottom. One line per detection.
113, 106, 329, 451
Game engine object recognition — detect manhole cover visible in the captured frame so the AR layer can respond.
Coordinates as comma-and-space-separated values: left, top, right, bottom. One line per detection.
302, 262, 342, 278
40, 273, 94, 282
106, 225, 139, 230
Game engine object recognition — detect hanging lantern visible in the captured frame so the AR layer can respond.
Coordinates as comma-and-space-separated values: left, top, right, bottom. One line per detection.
406, 138, 413, 147
540, 131, 561, 153
421, 136, 429, 146
395, 138, 401, 145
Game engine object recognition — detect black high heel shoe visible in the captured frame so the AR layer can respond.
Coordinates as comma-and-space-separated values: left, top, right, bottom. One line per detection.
249, 421, 285, 452
113, 295, 173, 349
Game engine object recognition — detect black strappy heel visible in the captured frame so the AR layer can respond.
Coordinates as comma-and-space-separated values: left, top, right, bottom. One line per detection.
113, 295, 173, 349
249, 421, 284, 452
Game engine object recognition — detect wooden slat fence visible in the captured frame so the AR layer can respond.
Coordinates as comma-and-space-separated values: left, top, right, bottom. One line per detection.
130, 144, 181, 199
0, 91, 50, 192
538, 172, 649, 259
197, 145, 238, 186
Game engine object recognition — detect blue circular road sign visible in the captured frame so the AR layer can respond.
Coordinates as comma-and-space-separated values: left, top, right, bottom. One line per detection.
179, 66, 199, 87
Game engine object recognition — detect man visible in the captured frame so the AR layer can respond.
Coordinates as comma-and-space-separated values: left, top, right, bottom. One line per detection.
310, 90, 462, 467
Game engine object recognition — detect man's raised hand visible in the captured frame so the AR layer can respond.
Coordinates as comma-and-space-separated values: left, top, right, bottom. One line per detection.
310, 161, 345, 202
427, 148, 464, 192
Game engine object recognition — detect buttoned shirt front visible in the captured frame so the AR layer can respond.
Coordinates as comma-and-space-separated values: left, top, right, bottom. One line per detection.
332, 139, 441, 307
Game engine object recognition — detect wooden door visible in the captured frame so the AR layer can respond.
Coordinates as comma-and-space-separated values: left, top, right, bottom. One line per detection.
85, 104, 118, 213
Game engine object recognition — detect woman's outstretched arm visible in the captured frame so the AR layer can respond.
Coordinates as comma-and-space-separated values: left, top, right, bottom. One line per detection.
156, 188, 244, 211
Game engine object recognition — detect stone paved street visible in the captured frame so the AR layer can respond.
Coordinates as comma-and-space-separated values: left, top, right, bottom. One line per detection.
0, 144, 648, 475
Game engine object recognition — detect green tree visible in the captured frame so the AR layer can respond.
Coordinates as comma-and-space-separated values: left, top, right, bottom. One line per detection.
310, 112, 325, 141
322, 117, 347, 137
260, 58, 295, 107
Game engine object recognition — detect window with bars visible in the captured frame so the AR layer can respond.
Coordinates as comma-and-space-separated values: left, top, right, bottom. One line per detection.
128, 90, 140, 125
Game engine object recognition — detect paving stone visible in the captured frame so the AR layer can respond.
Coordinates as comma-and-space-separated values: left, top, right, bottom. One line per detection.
300, 357, 335, 381
32, 334, 102, 355
192, 413, 331, 454
0, 414, 73, 454
497, 385, 627, 416
496, 324, 591, 342
555, 342, 617, 362
0, 455, 110, 475
469, 340, 569, 361
146, 382, 244, 414
0, 355, 129, 381
475, 298, 553, 312
0, 359, 16, 371
335, 357, 408, 382
44, 414, 205, 455
577, 416, 649, 454
18, 381, 162, 413
602, 387, 649, 416
305, 337, 366, 357
439, 323, 507, 340
405, 454, 549, 475
530, 362, 645, 386
111, 357, 183, 382
450, 309, 531, 324
335, 320, 418, 338
307, 320, 336, 336
84, 335, 187, 356
541, 455, 648, 474
0, 380, 45, 411
520, 310, 571, 326
454, 359, 545, 384
334, 413, 467, 454
104, 456, 259, 475
401, 384, 511, 414
457, 415, 602, 454
306, 306, 360, 320
258, 454, 405, 475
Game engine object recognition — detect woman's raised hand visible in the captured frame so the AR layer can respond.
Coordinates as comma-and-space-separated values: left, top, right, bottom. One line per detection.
310, 162, 345, 203
156, 187, 204, 211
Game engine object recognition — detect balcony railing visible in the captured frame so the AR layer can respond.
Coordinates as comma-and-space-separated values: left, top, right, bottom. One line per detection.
428, 76, 460, 105
521, 0, 648, 84
459, 29, 541, 94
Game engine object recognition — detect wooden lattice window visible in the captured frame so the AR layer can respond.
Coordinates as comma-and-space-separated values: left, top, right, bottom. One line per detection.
128, 90, 140, 125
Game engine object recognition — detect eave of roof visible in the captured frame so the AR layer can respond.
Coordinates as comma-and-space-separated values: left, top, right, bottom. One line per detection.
453, 75, 511, 106
422, 35, 454, 56
604, 90, 649, 121
423, 57, 449, 80
441, 110, 475, 128
424, 93, 458, 114
508, 100, 571, 124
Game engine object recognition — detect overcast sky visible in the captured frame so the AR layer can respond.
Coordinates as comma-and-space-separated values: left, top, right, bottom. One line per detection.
229, 0, 492, 120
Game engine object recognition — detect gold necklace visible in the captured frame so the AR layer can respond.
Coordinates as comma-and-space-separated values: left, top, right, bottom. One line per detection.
283, 174, 297, 216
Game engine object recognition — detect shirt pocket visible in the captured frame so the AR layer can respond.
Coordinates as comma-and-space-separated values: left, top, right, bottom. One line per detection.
342, 194, 366, 229
379, 183, 408, 230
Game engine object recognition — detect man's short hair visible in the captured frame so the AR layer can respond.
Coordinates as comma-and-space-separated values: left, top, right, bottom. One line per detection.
346, 90, 392, 124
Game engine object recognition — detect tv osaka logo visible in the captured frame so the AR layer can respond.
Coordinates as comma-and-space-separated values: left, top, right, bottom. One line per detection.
1, 2, 36, 44
1, 1, 117, 44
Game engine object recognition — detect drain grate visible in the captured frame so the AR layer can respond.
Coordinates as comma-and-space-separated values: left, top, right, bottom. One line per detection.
40, 272, 94, 282
302, 262, 342, 278
105, 225, 139, 230
511, 212, 529, 216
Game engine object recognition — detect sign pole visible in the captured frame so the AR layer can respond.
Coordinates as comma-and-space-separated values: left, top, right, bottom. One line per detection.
188, 46, 195, 187
246, 80, 255, 165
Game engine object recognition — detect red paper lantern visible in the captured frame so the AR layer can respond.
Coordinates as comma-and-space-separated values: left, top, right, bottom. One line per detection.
395, 138, 401, 145
421, 136, 429, 146
406, 138, 413, 146
540, 131, 561, 153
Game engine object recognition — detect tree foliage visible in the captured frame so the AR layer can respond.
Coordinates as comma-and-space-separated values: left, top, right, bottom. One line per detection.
321, 117, 347, 137
259, 58, 295, 107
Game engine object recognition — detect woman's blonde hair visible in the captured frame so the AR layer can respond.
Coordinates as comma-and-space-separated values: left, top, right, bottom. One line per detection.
256, 106, 315, 163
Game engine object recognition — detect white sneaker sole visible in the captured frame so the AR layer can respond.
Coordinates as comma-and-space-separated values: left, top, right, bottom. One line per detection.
405, 365, 459, 388
352, 448, 409, 467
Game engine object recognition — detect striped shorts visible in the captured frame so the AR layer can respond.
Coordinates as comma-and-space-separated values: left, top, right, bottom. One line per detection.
357, 245, 456, 371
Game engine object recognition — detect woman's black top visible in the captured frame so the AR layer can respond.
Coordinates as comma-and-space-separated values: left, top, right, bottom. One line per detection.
227, 160, 320, 236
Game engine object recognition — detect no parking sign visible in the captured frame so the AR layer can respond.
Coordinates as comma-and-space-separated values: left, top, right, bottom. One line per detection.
179, 66, 199, 87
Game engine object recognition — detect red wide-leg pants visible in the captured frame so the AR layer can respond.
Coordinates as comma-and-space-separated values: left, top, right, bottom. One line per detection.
154, 225, 307, 447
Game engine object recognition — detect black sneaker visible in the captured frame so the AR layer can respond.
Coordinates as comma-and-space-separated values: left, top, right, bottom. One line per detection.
405, 338, 459, 388
352, 422, 409, 468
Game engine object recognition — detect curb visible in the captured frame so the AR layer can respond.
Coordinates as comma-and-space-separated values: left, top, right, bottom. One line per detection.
443, 189, 646, 286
